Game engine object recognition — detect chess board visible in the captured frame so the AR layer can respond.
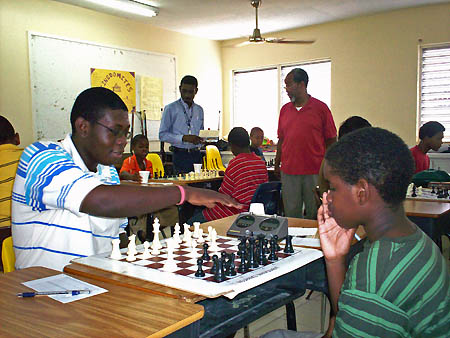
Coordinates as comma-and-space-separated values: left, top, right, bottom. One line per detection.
71, 234, 323, 299
406, 188, 450, 202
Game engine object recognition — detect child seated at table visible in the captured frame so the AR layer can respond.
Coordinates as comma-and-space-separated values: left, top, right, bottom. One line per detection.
410, 121, 445, 173
188, 127, 268, 223
119, 134, 153, 181
262, 127, 449, 338
250, 127, 265, 161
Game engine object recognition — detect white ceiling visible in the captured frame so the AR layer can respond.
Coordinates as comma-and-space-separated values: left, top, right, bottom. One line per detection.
53, 0, 449, 41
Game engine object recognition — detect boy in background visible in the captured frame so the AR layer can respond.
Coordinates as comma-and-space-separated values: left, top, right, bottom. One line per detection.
410, 121, 445, 173
119, 134, 153, 182
263, 127, 449, 338
250, 127, 265, 161
189, 127, 268, 223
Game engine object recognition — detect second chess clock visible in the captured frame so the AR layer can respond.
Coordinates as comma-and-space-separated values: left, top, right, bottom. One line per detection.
227, 212, 288, 239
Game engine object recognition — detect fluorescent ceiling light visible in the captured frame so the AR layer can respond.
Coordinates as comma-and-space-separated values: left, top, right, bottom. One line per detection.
85, 0, 158, 18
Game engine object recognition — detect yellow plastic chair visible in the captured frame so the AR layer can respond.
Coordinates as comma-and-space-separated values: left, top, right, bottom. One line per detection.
2, 236, 15, 273
146, 153, 165, 178
206, 145, 226, 171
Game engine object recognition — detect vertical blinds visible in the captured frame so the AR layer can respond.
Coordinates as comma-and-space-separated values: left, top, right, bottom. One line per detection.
420, 45, 450, 141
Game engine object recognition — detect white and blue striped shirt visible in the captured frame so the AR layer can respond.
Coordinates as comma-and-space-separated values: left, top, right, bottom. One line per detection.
12, 134, 127, 271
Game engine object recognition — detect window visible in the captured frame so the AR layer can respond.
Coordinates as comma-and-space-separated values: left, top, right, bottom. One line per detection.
233, 60, 331, 141
419, 44, 450, 141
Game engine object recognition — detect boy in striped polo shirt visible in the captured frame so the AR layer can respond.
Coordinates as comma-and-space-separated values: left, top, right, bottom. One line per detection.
12, 88, 241, 271
264, 127, 449, 338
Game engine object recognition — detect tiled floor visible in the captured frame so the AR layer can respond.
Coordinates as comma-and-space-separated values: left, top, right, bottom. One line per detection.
234, 236, 450, 338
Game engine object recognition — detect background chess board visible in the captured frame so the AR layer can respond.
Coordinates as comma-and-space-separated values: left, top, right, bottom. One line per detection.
72, 234, 323, 299
407, 188, 450, 201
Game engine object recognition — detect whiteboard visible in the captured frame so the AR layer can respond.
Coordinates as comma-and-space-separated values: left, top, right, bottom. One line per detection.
28, 32, 177, 141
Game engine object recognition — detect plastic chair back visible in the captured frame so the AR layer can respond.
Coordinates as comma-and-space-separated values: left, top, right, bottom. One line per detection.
206, 145, 226, 171
146, 153, 165, 177
2, 236, 15, 273
250, 181, 282, 215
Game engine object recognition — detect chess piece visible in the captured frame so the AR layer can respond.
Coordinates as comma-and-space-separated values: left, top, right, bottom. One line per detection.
184, 228, 192, 246
257, 237, 268, 265
248, 237, 258, 268
173, 223, 181, 247
214, 257, 226, 282
268, 238, 278, 261
110, 238, 122, 260
206, 226, 213, 241
411, 184, 417, 197
193, 222, 201, 238
225, 253, 237, 276
188, 239, 199, 258
273, 235, 281, 251
197, 229, 205, 243
209, 229, 219, 252
151, 218, 162, 250
201, 243, 210, 262
195, 258, 205, 277
141, 241, 151, 259
210, 254, 219, 274
127, 234, 138, 256
162, 238, 178, 272
284, 235, 294, 253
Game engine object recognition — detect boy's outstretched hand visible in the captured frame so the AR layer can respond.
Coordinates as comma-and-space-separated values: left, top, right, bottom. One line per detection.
184, 186, 244, 209
318, 191, 356, 262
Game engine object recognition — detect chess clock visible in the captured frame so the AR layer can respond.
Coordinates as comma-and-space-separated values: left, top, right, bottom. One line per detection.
227, 212, 288, 239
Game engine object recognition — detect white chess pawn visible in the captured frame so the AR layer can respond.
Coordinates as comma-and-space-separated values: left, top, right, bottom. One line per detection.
141, 241, 151, 259
110, 238, 122, 260
209, 229, 219, 252
184, 229, 192, 247
188, 239, 199, 258
173, 223, 182, 245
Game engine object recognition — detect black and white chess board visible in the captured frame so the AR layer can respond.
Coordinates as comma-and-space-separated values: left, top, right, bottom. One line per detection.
71, 233, 323, 299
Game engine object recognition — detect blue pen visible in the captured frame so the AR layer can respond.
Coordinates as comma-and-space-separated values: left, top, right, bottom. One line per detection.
17, 290, 91, 297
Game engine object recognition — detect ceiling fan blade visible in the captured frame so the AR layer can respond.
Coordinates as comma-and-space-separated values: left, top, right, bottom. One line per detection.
234, 40, 254, 47
265, 38, 315, 44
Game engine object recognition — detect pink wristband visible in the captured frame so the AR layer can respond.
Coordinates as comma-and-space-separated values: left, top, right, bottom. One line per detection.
176, 185, 186, 205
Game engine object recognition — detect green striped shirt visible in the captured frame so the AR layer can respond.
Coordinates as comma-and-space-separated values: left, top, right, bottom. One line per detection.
334, 226, 450, 338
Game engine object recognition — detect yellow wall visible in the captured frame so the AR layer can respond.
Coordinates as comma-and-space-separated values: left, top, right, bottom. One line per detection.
220, 3, 450, 146
0, 0, 222, 147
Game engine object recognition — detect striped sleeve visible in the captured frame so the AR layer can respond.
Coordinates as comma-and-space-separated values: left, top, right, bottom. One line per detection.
334, 230, 450, 338
13, 142, 105, 216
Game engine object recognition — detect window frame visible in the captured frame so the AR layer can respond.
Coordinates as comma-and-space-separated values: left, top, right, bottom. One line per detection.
417, 42, 450, 143
231, 58, 331, 140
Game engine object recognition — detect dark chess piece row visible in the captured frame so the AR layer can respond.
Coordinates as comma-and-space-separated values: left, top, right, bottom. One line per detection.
265, 159, 275, 167
430, 185, 449, 198
194, 234, 295, 282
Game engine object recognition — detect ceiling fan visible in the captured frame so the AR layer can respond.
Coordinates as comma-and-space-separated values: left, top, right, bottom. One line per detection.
235, 0, 315, 47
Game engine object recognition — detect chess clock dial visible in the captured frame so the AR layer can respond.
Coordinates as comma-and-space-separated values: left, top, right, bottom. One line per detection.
235, 215, 255, 228
259, 218, 280, 231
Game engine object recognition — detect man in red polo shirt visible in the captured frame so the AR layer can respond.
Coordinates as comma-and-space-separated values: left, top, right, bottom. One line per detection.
275, 68, 336, 219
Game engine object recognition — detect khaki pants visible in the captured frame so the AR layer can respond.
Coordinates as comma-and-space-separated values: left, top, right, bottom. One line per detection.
281, 172, 318, 220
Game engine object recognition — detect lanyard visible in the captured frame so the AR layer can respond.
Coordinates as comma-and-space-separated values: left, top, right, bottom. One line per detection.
180, 101, 193, 134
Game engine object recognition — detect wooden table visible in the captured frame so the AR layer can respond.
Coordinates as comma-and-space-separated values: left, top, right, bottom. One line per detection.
0, 267, 204, 338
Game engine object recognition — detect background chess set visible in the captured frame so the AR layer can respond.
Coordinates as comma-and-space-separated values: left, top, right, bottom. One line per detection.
407, 183, 450, 201
73, 223, 323, 299
151, 170, 222, 181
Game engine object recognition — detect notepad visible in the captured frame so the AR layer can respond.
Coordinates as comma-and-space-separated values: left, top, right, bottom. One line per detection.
22, 274, 108, 304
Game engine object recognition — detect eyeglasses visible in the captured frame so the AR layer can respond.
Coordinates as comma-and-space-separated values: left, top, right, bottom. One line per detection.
94, 121, 131, 140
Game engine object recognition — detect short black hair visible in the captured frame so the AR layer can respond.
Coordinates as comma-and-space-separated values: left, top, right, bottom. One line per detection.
0, 115, 15, 144
338, 116, 371, 139
70, 87, 128, 134
228, 127, 250, 148
180, 75, 198, 88
130, 134, 148, 150
419, 121, 445, 140
250, 127, 263, 136
290, 68, 309, 87
325, 127, 414, 207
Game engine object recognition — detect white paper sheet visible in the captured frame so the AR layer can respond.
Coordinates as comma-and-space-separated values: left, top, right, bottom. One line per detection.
22, 274, 108, 304
288, 227, 318, 236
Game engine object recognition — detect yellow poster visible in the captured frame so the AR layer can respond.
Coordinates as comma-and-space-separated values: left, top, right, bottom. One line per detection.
140, 76, 163, 120
90, 68, 136, 112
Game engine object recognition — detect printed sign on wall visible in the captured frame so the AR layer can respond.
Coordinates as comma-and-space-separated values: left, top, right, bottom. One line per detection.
91, 68, 136, 112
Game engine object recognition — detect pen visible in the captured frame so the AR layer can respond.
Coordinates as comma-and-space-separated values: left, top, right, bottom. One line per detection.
17, 290, 91, 297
